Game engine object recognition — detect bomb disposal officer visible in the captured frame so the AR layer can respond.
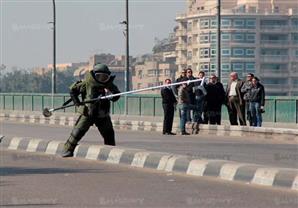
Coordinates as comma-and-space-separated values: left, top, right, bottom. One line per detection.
62, 64, 120, 157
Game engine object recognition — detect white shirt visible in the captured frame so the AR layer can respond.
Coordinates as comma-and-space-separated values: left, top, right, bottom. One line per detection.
229, 81, 237, 96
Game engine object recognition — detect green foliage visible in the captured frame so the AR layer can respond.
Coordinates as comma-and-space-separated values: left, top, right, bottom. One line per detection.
0, 69, 77, 93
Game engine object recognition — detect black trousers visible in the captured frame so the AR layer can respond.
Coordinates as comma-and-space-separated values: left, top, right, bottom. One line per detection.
204, 108, 222, 125
162, 104, 175, 134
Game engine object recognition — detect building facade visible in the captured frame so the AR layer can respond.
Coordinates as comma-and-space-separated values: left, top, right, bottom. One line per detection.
176, 0, 298, 95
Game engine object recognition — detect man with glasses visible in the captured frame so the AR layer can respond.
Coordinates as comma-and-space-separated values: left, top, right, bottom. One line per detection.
186, 68, 196, 122
241, 73, 254, 126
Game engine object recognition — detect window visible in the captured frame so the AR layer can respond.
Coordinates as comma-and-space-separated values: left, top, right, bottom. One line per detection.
200, 19, 209, 29
211, 48, 217, 58
246, 63, 255, 72
210, 64, 216, 71
187, 22, 192, 31
233, 33, 244, 42
295, 50, 298, 56
187, 51, 193, 59
221, 33, 231, 41
211, 19, 217, 28
292, 19, 298, 27
246, 34, 256, 42
221, 19, 231, 28
221, 63, 231, 72
246, 19, 256, 28
200, 34, 209, 43
210, 33, 217, 42
232, 63, 244, 77
200, 63, 209, 71
137, 70, 143, 78
246, 49, 255, 57
222, 49, 231, 56
200, 48, 210, 58
234, 19, 245, 28
233, 48, 245, 56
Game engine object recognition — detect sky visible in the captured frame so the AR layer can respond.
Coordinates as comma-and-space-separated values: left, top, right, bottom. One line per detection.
0, 0, 186, 69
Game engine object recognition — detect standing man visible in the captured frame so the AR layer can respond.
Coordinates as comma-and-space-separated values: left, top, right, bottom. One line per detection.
186, 68, 196, 122
178, 78, 191, 135
192, 71, 207, 133
62, 64, 121, 157
226, 72, 246, 126
249, 77, 265, 127
161, 79, 177, 135
204, 74, 225, 125
241, 73, 254, 126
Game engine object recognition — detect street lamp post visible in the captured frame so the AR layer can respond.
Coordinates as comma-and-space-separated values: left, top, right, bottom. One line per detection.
124, 0, 129, 115
217, 0, 221, 81
51, 0, 57, 109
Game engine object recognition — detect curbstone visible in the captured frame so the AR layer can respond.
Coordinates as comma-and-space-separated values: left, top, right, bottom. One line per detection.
2, 137, 298, 191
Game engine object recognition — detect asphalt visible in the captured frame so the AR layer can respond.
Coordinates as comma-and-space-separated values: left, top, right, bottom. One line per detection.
1, 150, 298, 208
1, 120, 297, 169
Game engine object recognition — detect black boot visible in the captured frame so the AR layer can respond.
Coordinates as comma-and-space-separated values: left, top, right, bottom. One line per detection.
62, 140, 77, 158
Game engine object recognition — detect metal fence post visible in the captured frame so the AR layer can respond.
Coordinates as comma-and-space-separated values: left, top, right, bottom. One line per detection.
31, 95, 34, 111
139, 97, 142, 116
12, 95, 15, 110
21, 95, 24, 111
153, 97, 156, 117
273, 99, 277, 123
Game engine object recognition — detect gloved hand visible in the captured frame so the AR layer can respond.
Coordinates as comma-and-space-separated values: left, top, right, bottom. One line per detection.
70, 94, 81, 106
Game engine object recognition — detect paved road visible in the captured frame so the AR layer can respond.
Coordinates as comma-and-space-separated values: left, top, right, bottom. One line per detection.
1, 121, 298, 169
1, 150, 298, 208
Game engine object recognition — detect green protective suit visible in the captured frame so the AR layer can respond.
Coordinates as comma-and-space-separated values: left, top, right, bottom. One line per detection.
64, 65, 120, 154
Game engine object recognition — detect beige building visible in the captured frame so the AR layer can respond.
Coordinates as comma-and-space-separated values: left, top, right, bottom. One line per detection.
132, 60, 177, 94
176, 0, 298, 95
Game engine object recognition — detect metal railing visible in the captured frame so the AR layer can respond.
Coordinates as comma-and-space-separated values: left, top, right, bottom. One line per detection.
0, 93, 298, 123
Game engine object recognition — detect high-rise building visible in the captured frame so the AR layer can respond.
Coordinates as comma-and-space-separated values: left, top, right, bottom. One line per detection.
176, 0, 298, 95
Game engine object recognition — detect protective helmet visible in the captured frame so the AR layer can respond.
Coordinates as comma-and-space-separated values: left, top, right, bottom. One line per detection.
92, 63, 111, 83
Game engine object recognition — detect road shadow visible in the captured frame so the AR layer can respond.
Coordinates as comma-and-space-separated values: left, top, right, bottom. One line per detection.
0, 167, 118, 176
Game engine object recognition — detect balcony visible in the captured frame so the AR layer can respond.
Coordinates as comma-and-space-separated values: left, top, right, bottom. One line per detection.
176, 44, 187, 51
260, 26, 289, 33
176, 29, 187, 37
259, 70, 289, 77
176, 57, 187, 65
260, 55, 289, 62
260, 40, 289, 45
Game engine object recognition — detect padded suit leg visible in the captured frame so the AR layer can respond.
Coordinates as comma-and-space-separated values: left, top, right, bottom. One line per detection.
63, 115, 93, 153
95, 116, 115, 146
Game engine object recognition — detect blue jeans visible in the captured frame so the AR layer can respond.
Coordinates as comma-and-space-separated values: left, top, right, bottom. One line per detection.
193, 97, 205, 124
250, 102, 262, 127
178, 104, 189, 132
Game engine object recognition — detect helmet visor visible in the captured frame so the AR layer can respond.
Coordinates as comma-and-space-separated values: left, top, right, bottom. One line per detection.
95, 72, 110, 83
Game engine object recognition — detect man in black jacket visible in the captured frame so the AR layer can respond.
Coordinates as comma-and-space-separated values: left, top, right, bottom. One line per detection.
161, 79, 177, 135
249, 77, 265, 127
204, 74, 225, 125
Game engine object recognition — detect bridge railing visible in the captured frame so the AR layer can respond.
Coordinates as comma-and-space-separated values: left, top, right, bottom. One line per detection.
0, 93, 297, 123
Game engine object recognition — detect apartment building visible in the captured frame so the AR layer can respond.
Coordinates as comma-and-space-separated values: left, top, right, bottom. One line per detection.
132, 60, 177, 94
176, 0, 298, 95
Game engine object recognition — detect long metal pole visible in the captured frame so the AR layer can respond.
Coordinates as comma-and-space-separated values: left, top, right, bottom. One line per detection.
217, 0, 221, 81
124, 0, 129, 115
52, 0, 57, 108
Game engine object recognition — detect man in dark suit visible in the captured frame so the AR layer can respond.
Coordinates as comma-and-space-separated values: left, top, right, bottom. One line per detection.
161, 79, 177, 135
226, 72, 246, 126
